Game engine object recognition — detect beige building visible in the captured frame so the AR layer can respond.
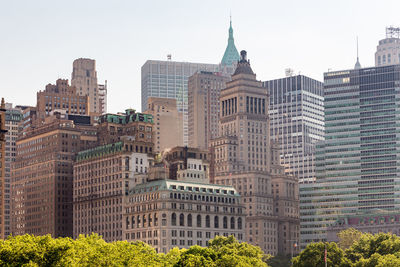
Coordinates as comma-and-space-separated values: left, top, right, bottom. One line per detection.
211, 51, 299, 256
188, 71, 229, 149
36, 79, 89, 121
71, 58, 107, 115
145, 97, 183, 153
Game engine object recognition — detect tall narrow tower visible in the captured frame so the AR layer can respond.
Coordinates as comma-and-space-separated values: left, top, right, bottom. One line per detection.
220, 17, 240, 75
211, 51, 299, 256
0, 98, 7, 239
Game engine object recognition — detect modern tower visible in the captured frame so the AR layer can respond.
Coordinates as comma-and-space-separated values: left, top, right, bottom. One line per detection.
375, 27, 400, 67
300, 64, 400, 248
211, 51, 299, 256
263, 76, 324, 183
71, 58, 107, 115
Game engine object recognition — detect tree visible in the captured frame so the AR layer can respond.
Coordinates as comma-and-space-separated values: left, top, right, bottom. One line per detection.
291, 242, 349, 267
337, 228, 362, 250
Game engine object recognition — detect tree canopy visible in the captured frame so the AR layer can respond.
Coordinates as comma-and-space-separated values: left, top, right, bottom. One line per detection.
0, 234, 269, 267
292, 231, 400, 267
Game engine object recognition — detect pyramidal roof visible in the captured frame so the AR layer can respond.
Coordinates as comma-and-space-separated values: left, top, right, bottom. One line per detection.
221, 18, 240, 66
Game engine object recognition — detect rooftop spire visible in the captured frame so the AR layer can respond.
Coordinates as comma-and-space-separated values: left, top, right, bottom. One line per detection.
354, 36, 361, 69
221, 16, 240, 66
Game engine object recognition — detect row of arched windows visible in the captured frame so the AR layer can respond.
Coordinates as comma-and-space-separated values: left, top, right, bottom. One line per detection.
171, 213, 242, 229
126, 213, 158, 229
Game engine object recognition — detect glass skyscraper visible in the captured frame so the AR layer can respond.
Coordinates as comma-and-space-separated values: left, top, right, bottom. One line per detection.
263, 75, 324, 183
300, 64, 400, 248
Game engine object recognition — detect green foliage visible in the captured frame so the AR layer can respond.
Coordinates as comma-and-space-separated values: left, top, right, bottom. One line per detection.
294, 232, 400, 267
267, 254, 291, 267
292, 242, 348, 267
337, 228, 363, 250
0, 234, 268, 267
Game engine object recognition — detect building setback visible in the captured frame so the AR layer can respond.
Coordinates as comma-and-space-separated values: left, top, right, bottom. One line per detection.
211, 51, 299, 256
188, 71, 229, 149
263, 75, 324, 183
36, 79, 89, 121
144, 97, 183, 153
300, 64, 400, 248
12, 114, 97, 237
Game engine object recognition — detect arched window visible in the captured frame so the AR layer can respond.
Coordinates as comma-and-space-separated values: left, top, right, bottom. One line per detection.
231, 217, 235, 229
214, 216, 219, 228
238, 218, 242, 229
137, 215, 141, 227
131, 216, 135, 229
197, 215, 201, 227
180, 213, 185, 226
187, 214, 192, 227
206, 215, 210, 228
172, 213, 176, 226
126, 217, 129, 229
143, 215, 146, 226
223, 216, 228, 229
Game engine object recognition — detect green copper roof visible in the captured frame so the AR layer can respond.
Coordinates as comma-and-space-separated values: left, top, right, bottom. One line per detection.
99, 109, 153, 124
221, 19, 240, 66
76, 141, 124, 162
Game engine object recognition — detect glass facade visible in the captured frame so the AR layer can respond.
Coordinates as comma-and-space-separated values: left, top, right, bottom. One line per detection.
263, 75, 324, 183
141, 61, 219, 145
300, 65, 400, 248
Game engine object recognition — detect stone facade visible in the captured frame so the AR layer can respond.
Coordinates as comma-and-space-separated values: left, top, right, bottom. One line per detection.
211, 51, 300, 256
144, 97, 183, 153
188, 71, 229, 149
123, 178, 245, 253
0, 99, 7, 239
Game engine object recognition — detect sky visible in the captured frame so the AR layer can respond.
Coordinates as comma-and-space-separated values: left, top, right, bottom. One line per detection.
1, 0, 400, 113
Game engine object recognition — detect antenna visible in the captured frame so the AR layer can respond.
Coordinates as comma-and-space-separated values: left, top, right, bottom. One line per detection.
356, 36, 359, 59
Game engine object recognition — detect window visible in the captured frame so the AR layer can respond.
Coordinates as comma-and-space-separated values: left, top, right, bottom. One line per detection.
214, 216, 219, 228
223, 216, 228, 229
197, 215, 201, 227
206, 215, 210, 228
187, 214, 192, 227
231, 217, 235, 229
171, 213, 176, 226
179, 213, 184, 226
238, 218, 242, 229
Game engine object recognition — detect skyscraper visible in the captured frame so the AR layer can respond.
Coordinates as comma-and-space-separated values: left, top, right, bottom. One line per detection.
211, 51, 299, 256
300, 64, 400, 247
4, 103, 22, 237
375, 27, 400, 67
71, 58, 107, 115
263, 75, 324, 183
0, 98, 7, 239
188, 71, 229, 149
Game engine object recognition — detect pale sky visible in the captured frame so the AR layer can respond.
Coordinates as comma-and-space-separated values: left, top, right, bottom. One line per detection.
1, 0, 399, 113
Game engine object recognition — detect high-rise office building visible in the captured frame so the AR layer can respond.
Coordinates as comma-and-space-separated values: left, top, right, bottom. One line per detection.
375, 27, 400, 67
300, 64, 400, 248
144, 97, 183, 153
263, 76, 324, 183
12, 113, 97, 237
71, 58, 107, 115
0, 98, 7, 239
188, 71, 229, 149
211, 51, 299, 256
141, 60, 219, 146
4, 103, 22, 237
